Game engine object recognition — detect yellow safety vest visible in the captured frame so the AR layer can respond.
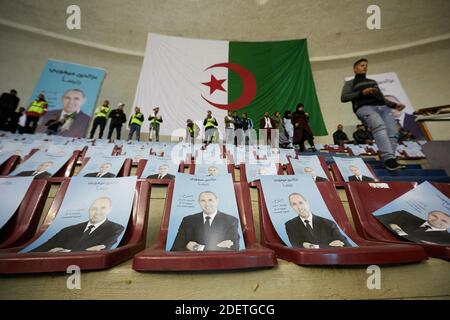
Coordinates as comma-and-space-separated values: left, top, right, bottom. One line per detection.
28, 100, 46, 115
150, 114, 162, 124
95, 106, 111, 119
205, 118, 217, 129
130, 113, 143, 126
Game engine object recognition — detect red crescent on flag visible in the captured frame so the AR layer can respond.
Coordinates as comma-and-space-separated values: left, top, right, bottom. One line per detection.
201, 62, 256, 111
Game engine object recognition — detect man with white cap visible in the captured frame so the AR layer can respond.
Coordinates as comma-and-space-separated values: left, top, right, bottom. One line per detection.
148, 106, 163, 142
107, 102, 127, 141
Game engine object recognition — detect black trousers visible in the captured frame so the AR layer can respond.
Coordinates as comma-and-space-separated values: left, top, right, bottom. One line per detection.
25, 115, 40, 134
90, 117, 107, 139
298, 130, 315, 152
107, 124, 122, 140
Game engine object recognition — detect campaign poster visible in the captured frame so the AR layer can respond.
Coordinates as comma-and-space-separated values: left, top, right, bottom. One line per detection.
373, 181, 450, 245
0, 177, 34, 229
289, 156, 329, 182
194, 162, 229, 176
120, 144, 150, 164
21, 176, 136, 253
77, 155, 126, 178
10, 151, 71, 179
245, 159, 279, 183
140, 155, 180, 179
260, 175, 356, 249
166, 173, 245, 252
84, 143, 115, 158
333, 156, 376, 182
30, 59, 105, 138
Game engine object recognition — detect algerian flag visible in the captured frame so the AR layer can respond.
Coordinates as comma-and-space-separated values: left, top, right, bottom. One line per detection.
134, 33, 327, 137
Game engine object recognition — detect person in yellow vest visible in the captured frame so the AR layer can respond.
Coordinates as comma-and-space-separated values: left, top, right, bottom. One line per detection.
203, 110, 218, 145
128, 106, 144, 142
89, 100, 111, 139
25, 93, 48, 134
185, 119, 200, 144
148, 106, 163, 142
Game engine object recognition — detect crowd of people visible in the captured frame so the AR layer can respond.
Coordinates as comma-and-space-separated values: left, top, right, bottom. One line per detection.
0, 58, 421, 171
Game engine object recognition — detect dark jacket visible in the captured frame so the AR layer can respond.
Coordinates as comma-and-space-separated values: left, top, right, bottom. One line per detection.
84, 172, 116, 178
31, 219, 125, 252
109, 109, 127, 126
285, 214, 350, 248
348, 175, 375, 182
171, 211, 240, 251
15, 170, 52, 179
291, 111, 313, 144
377, 210, 450, 245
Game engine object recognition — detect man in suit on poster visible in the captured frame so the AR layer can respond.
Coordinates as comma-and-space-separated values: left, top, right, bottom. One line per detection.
303, 166, 328, 182
171, 191, 240, 251
32, 197, 124, 252
347, 165, 375, 182
84, 162, 116, 178
285, 193, 350, 249
146, 164, 175, 180
15, 161, 54, 179
377, 210, 450, 245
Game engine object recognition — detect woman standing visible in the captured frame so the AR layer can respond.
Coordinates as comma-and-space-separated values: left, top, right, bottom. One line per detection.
291, 103, 316, 152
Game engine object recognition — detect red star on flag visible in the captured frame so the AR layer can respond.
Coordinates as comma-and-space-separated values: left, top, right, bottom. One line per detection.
202, 74, 226, 95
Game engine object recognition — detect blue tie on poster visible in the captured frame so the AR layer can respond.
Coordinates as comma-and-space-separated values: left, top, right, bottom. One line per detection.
29, 59, 106, 138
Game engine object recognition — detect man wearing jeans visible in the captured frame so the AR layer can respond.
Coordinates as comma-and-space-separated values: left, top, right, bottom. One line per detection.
341, 58, 405, 171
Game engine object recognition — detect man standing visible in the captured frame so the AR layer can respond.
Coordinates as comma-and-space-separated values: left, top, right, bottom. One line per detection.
185, 119, 200, 144
259, 111, 273, 145
128, 106, 144, 142
203, 110, 218, 145
341, 58, 405, 171
25, 93, 48, 134
0, 89, 20, 130
148, 106, 163, 142
224, 110, 235, 144
89, 100, 111, 139
107, 103, 127, 141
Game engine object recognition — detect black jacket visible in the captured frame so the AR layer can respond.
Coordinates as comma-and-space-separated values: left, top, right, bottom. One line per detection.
32, 219, 125, 252
285, 215, 350, 248
171, 211, 240, 251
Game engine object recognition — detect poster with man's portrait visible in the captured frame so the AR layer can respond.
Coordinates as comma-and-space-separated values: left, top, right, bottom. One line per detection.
333, 156, 376, 182
141, 156, 180, 179
289, 156, 329, 182
195, 144, 223, 164
245, 159, 279, 183
373, 181, 450, 245
194, 162, 229, 176
0, 177, 34, 229
84, 143, 115, 158
31, 59, 106, 138
166, 173, 245, 252
0, 141, 36, 158
77, 155, 126, 178
10, 151, 72, 179
260, 175, 356, 249
21, 176, 136, 253
120, 145, 150, 164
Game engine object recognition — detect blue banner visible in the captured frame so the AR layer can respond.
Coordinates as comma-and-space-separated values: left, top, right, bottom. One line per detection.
29, 59, 105, 138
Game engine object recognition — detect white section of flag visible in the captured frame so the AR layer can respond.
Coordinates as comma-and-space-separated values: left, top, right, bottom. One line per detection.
133, 33, 229, 137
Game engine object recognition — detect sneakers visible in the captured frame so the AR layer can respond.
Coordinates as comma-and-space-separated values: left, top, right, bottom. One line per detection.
384, 158, 406, 171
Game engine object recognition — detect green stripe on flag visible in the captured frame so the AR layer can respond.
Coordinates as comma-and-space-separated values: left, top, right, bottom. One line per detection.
228, 39, 327, 135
